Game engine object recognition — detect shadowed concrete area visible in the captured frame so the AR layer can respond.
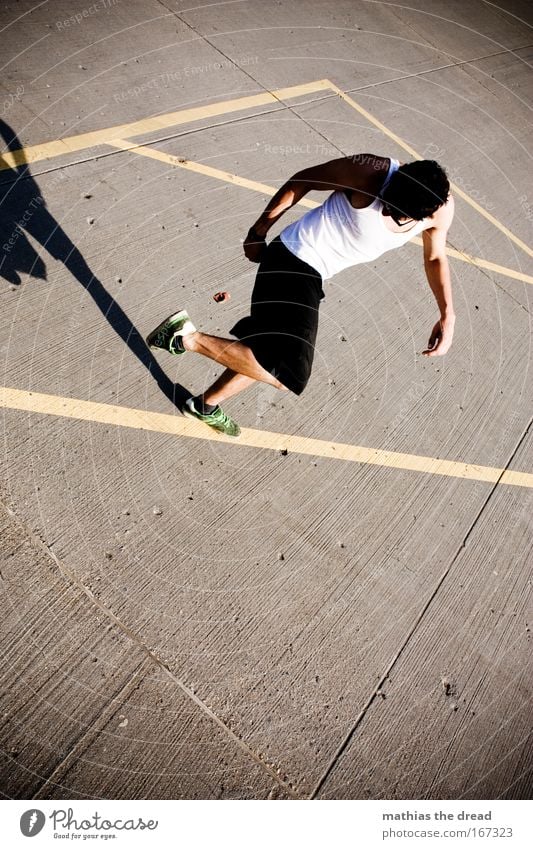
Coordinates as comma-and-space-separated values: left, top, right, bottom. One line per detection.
1, 0, 532, 799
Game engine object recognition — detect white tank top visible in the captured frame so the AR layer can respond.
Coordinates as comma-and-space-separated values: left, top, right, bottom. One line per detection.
279, 158, 427, 280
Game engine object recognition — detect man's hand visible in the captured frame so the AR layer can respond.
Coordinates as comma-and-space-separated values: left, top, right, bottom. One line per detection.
243, 227, 266, 263
422, 315, 455, 356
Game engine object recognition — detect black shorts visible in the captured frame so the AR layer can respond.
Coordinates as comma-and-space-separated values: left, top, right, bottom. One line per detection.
230, 236, 324, 395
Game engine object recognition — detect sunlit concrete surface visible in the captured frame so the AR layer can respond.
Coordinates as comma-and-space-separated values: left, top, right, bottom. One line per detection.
1, 0, 532, 800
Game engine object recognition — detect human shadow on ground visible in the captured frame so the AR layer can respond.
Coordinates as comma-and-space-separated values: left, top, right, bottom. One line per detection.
0, 118, 188, 409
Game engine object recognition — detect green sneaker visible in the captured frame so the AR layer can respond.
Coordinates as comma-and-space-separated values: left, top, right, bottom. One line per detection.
182, 397, 241, 437
146, 310, 196, 354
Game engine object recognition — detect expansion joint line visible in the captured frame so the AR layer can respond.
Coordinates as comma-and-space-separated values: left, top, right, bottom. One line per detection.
157, 0, 349, 161
0, 498, 300, 800
32, 664, 148, 799
309, 415, 533, 799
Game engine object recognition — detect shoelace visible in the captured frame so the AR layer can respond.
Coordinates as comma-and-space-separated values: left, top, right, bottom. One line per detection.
209, 407, 233, 426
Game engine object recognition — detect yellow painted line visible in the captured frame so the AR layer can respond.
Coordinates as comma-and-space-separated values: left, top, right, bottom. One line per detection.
1, 386, 532, 489
410, 237, 533, 285
106, 137, 308, 200
327, 79, 533, 261
109, 139, 533, 287
447, 185, 533, 260
0, 79, 332, 171
2, 75, 530, 281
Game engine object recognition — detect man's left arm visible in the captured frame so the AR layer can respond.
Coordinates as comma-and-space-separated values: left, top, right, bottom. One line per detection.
421, 194, 455, 357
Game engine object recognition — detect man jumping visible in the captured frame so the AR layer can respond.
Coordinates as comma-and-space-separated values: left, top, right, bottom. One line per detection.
146, 154, 455, 437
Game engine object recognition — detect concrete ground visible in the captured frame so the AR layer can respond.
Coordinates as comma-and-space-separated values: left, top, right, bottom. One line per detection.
1, 0, 532, 800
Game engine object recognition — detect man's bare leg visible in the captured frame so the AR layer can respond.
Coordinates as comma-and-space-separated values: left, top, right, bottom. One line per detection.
146, 311, 287, 436
200, 369, 257, 407
182, 330, 287, 389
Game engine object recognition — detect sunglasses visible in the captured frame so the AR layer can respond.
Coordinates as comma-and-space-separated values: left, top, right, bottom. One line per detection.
381, 202, 415, 226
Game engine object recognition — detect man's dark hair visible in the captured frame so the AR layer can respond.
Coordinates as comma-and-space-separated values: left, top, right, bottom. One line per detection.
380, 159, 450, 220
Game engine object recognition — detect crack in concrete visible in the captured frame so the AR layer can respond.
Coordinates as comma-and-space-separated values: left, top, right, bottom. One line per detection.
270, 43, 533, 99
2, 2, 531, 802
157, 0, 350, 161
4, 39, 533, 187
31, 661, 149, 799
2, 114, 531, 319
309, 414, 533, 799
151, 4, 533, 320
342, 42, 533, 95
0, 497, 299, 799
0, 92, 335, 186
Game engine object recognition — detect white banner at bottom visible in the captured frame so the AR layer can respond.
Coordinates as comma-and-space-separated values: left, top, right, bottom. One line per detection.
2, 799, 531, 848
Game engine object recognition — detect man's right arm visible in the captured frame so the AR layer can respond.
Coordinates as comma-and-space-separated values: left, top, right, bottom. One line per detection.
244, 154, 386, 261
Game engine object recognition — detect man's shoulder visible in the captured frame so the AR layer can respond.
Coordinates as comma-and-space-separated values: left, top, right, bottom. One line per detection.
342, 153, 390, 194
349, 153, 390, 171
348, 153, 390, 180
